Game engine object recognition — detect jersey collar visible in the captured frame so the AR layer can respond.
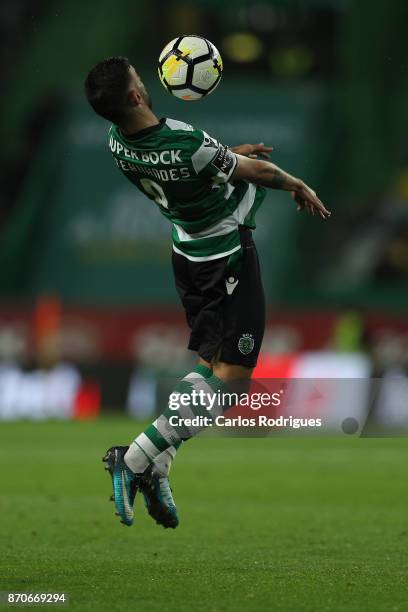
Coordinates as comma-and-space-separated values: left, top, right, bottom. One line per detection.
117, 117, 166, 141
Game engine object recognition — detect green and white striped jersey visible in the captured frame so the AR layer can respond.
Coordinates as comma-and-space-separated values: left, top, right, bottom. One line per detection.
109, 117, 266, 261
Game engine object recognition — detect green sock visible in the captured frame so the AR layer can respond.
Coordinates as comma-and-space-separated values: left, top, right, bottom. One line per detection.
125, 364, 214, 474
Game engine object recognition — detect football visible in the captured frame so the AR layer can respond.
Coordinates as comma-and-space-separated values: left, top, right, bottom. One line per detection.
158, 35, 223, 100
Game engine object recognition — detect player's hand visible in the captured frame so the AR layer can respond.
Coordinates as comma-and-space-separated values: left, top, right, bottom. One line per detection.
230, 143, 273, 159
292, 183, 331, 219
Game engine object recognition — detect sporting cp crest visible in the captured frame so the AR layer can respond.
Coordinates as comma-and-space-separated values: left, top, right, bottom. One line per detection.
238, 333, 255, 355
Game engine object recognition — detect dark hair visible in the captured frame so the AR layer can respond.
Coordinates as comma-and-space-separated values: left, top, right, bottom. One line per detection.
84, 56, 132, 123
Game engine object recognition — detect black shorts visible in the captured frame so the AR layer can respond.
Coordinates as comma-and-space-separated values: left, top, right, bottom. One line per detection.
172, 226, 265, 368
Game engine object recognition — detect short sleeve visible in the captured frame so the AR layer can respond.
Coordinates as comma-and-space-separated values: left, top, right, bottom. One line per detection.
190, 129, 237, 183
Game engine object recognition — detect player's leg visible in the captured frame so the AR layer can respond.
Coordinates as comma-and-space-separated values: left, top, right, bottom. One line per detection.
125, 251, 221, 487
135, 358, 214, 528
104, 227, 265, 528
104, 248, 218, 528
103, 359, 213, 528
153, 357, 212, 476
151, 358, 251, 478
102, 359, 242, 527
212, 362, 253, 380
121, 251, 237, 480
121, 358, 257, 491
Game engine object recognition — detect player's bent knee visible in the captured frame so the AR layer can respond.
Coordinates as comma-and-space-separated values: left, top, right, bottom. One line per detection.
212, 361, 253, 381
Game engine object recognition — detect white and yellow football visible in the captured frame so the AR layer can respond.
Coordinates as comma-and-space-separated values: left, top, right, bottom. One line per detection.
158, 35, 223, 100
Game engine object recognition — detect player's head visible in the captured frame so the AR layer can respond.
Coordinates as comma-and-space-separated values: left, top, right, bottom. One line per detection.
84, 56, 152, 124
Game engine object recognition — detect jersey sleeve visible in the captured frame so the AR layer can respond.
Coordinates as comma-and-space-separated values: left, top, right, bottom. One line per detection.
190, 129, 237, 183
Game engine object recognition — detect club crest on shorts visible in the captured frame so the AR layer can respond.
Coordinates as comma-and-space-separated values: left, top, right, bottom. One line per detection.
238, 333, 254, 355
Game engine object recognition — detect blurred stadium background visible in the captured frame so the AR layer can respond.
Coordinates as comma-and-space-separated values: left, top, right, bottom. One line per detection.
1, 0, 408, 427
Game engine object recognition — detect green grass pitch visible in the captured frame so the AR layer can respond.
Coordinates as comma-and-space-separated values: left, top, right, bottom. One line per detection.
0, 418, 407, 611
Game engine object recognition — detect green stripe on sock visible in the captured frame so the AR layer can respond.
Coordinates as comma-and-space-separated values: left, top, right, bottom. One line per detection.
144, 424, 172, 452
174, 379, 194, 394
192, 364, 213, 379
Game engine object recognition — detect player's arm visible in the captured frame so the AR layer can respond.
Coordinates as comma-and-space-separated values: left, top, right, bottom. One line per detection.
232, 153, 331, 219
230, 143, 272, 159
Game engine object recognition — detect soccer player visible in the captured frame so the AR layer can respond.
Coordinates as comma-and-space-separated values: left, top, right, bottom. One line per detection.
84, 56, 330, 529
